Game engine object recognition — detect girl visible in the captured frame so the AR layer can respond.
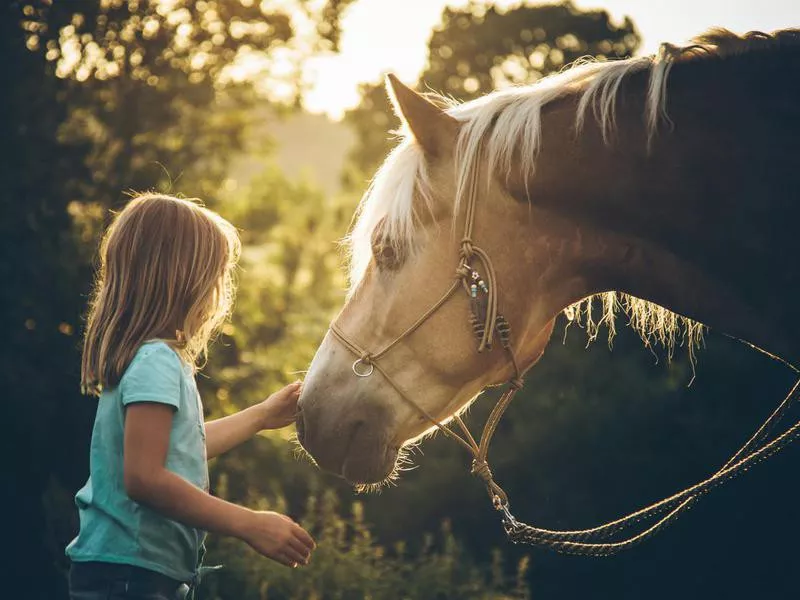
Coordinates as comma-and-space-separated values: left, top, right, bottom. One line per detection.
66, 193, 315, 600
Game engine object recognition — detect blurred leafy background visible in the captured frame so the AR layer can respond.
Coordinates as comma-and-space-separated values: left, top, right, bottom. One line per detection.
4, 1, 800, 598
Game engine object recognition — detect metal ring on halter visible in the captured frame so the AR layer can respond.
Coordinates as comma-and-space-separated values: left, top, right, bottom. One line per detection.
352, 358, 374, 377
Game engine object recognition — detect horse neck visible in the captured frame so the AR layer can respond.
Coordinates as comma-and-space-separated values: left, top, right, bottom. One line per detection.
513, 43, 800, 366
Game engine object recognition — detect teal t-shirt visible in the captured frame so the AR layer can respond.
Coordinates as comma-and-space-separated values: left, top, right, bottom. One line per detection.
66, 340, 209, 583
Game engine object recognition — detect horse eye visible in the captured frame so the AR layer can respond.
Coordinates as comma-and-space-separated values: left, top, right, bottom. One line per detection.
372, 239, 401, 270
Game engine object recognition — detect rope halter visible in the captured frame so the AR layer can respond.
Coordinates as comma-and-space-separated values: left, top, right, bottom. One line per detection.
329, 164, 522, 512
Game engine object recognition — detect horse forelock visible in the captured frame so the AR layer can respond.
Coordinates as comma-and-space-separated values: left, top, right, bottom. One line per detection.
347, 28, 796, 353
346, 140, 431, 293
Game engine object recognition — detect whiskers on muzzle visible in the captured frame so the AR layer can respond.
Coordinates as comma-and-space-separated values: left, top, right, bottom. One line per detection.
289, 430, 319, 469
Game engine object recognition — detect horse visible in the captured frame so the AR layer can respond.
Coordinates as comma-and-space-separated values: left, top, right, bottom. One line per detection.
296, 28, 800, 506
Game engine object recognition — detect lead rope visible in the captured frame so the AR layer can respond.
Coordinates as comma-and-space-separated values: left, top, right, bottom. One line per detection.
499, 377, 800, 555
328, 156, 800, 556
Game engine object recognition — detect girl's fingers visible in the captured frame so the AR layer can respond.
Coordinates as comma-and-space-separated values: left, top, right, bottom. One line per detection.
281, 545, 309, 566
292, 527, 316, 550
273, 552, 297, 568
288, 537, 312, 560
276, 382, 301, 401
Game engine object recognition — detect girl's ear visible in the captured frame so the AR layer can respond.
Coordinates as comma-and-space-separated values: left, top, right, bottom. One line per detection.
385, 73, 460, 158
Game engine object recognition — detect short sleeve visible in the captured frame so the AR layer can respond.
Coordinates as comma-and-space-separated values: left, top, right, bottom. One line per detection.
120, 342, 182, 410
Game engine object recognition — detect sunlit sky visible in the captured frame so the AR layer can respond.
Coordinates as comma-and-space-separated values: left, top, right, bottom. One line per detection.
302, 0, 799, 119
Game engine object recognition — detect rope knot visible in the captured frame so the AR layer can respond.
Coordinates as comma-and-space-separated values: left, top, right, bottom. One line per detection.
454, 264, 471, 280
359, 353, 372, 365
460, 238, 474, 259
510, 378, 524, 390
471, 459, 493, 483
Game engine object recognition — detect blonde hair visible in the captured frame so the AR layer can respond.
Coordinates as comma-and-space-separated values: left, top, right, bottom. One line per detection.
81, 193, 241, 395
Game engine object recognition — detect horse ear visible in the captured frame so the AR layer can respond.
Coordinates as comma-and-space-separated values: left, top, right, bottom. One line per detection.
385, 73, 459, 157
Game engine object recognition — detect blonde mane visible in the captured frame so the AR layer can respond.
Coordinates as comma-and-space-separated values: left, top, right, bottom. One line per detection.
347, 29, 793, 358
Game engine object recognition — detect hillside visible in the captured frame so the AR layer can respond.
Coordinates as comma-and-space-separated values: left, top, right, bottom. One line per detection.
227, 107, 357, 196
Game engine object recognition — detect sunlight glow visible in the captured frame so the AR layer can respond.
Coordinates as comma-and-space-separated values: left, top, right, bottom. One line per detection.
299, 0, 799, 119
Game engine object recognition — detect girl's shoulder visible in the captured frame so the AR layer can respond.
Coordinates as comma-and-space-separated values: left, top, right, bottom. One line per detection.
119, 340, 190, 407
123, 340, 191, 383
131, 339, 182, 366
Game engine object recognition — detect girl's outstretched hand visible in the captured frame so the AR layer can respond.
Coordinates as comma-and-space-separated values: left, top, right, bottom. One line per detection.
258, 381, 302, 430
239, 510, 315, 567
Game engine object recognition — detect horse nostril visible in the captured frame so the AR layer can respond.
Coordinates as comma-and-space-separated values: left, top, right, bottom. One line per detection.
295, 409, 306, 445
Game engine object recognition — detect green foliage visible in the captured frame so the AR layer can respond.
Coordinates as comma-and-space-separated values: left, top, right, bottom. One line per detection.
201, 164, 352, 413
26, 0, 354, 219
3, 2, 352, 595
344, 1, 640, 176
203, 490, 530, 600
425, 1, 639, 98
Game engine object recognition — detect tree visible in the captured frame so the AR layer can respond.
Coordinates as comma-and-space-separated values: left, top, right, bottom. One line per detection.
1, 7, 91, 599
204, 490, 532, 600
344, 1, 639, 177
3, 2, 352, 596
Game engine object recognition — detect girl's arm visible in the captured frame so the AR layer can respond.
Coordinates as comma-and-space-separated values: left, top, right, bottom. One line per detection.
124, 401, 314, 567
204, 381, 301, 459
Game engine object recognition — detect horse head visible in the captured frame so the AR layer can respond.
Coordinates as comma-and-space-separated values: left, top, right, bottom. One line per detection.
296, 76, 564, 485
297, 29, 800, 486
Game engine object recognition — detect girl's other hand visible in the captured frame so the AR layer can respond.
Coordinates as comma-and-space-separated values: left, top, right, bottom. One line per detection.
258, 381, 302, 430
239, 510, 315, 567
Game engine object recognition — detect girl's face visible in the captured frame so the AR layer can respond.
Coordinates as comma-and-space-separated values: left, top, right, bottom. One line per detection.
184, 275, 225, 342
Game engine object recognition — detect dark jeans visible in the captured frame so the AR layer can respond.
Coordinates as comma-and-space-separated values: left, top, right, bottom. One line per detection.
69, 561, 191, 600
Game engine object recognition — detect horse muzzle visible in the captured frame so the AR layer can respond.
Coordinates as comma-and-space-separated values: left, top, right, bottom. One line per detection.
296, 386, 399, 485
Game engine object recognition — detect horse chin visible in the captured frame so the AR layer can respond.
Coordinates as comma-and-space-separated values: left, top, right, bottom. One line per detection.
341, 444, 400, 487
